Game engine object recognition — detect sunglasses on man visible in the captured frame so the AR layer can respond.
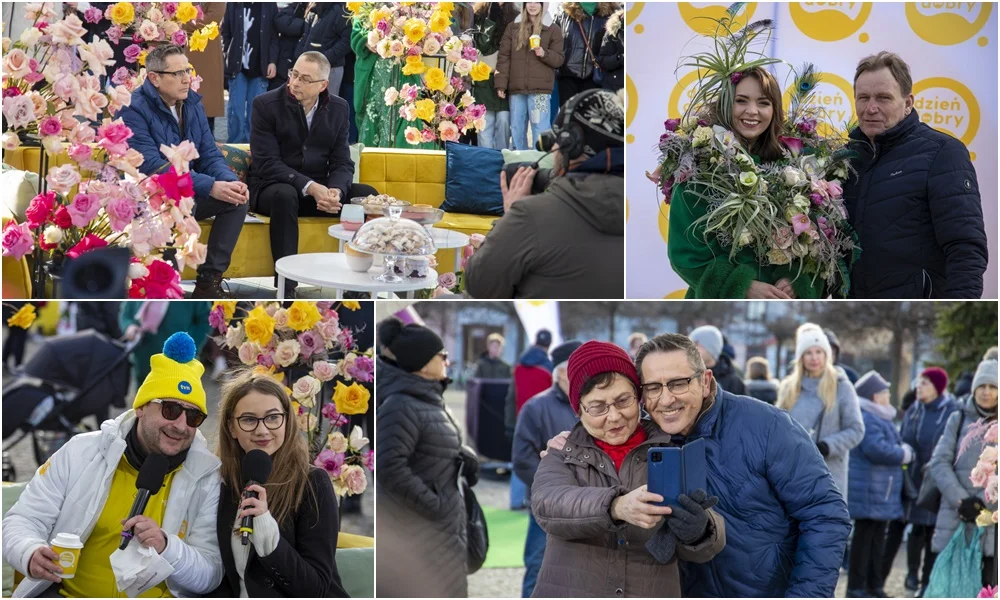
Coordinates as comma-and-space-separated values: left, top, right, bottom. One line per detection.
151, 399, 207, 427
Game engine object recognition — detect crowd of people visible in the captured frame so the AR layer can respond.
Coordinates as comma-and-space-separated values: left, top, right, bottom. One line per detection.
374, 315, 998, 598
68, 2, 625, 299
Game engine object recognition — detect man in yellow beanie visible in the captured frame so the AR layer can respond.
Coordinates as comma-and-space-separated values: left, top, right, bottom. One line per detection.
2, 332, 224, 598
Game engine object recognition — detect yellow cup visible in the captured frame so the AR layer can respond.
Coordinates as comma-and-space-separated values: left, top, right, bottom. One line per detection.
50, 533, 83, 579
529, 35, 541, 49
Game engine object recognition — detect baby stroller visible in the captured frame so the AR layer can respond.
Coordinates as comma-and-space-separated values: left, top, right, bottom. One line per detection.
3, 329, 137, 479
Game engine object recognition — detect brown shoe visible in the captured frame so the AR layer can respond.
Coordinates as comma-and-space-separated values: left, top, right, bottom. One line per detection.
191, 271, 230, 299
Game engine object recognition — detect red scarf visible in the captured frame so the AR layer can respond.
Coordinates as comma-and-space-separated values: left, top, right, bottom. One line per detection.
594, 426, 647, 472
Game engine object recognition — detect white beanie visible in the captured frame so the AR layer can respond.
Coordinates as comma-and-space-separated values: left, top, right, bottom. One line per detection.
690, 326, 723, 361
972, 359, 998, 393
794, 324, 833, 363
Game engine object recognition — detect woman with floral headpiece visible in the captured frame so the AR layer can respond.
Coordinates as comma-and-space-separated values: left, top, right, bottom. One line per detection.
648, 8, 859, 300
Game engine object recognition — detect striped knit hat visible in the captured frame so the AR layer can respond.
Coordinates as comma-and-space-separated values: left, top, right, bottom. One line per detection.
567, 341, 640, 413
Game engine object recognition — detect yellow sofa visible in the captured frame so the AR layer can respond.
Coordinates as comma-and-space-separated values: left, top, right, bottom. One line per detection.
3, 146, 499, 282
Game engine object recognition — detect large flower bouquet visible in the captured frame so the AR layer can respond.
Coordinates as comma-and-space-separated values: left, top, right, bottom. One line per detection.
212, 301, 375, 497
349, 2, 491, 144
959, 419, 998, 598
2, 5, 209, 298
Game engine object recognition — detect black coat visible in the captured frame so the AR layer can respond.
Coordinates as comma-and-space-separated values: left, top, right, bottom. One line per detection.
291, 3, 352, 69
211, 468, 348, 598
75, 301, 122, 339
843, 110, 988, 298
553, 4, 613, 81
596, 11, 623, 91
712, 354, 746, 397
273, 4, 307, 82
375, 359, 467, 598
248, 85, 354, 201
222, 3, 280, 80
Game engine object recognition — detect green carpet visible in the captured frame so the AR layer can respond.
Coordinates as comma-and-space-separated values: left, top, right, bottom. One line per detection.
482, 506, 530, 569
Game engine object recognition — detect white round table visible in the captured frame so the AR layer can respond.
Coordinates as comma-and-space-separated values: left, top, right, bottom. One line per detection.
329, 224, 470, 268
274, 253, 438, 300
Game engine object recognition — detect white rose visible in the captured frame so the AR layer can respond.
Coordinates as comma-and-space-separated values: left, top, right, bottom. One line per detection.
42, 225, 63, 245
1, 131, 19, 151
20, 27, 42, 47
782, 166, 805, 187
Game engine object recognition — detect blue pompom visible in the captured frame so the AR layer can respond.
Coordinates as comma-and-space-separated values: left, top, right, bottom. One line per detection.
163, 332, 196, 363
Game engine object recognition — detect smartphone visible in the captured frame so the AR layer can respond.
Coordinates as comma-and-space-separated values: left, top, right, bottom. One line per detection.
647, 438, 708, 507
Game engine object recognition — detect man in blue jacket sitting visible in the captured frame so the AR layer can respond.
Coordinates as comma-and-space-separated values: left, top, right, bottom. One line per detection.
636, 333, 853, 598
118, 45, 248, 298
844, 51, 988, 298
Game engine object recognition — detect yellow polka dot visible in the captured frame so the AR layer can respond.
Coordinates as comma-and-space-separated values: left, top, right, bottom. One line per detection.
657, 201, 670, 245
978, 37, 988, 47
635, 24, 645, 34
627, 133, 635, 144
970, 151, 977, 161
859, 32, 869, 43
664, 289, 688, 299
625, 197, 630, 223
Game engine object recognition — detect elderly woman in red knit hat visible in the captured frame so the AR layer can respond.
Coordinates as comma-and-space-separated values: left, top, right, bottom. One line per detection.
529, 341, 726, 598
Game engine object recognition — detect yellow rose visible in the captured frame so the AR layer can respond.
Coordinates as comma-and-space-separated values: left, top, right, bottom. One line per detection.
244, 306, 276, 346
342, 301, 361, 311
6, 304, 36, 329
202, 22, 220, 41
424, 67, 447, 91
212, 301, 237, 322
401, 55, 426, 76
189, 30, 208, 52
287, 301, 322, 332
403, 18, 428, 45
414, 98, 436, 122
138, 50, 148, 67
176, 2, 199, 23
333, 381, 371, 415
429, 11, 450, 34
437, 2, 455, 15
109, 2, 135, 26
470, 61, 491, 82
346, 2, 363, 13
369, 8, 390, 27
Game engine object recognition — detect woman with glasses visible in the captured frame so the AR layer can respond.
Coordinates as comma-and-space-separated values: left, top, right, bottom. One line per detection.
777, 324, 864, 504
211, 370, 347, 597
530, 341, 725, 597
375, 318, 477, 598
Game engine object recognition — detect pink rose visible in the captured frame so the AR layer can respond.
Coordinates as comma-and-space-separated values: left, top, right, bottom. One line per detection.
78, 39, 115, 77
341, 465, 368, 495
123, 44, 143, 64
1, 132, 19, 151
52, 206, 73, 229
2, 95, 35, 129
106, 25, 123, 45
437, 271, 457, 289
67, 193, 101, 227
274, 339, 301, 367
66, 233, 108, 258
238, 342, 258, 365
109, 84, 132, 112
67, 143, 93, 163
160, 141, 199, 173
298, 330, 324, 359
421, 128, 437, 143
36, 116, 62, 138
316, 318, 340, 342
327, 431, 349, 453
68, 122, 96, 144
45, 164, 82, 194
176, 235, 207, 271
3, 49, 30, 79
774, 227, 794, 250
292, 375, 321, 400
47, 14, 88, 45
138, 19, 160, 42
827, 180, 843, 199
171, 30, 187, 46
24, 192, 56, 229
312, 360, 337, 382
106, 197, 138, 232
84, 7, 103, 24
1, 221, 35, 260
74, 87, 108, 122
313, 449, 344, 477
97, 119, 134, 157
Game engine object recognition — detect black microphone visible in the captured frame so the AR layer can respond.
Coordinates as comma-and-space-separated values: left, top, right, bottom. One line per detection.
240, 449, 273, 546
119, 453, 169, 550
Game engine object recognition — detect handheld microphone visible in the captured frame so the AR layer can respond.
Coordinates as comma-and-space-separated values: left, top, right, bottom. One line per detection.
119, 453, 169, 550
240, 449, 273, 546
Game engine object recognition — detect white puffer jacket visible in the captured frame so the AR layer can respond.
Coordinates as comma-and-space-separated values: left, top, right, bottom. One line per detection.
2, 411, 223, 597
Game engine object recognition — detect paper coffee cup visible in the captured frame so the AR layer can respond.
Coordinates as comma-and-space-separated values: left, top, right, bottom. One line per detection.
50, 533, 83, 579
529, 35, 541, 49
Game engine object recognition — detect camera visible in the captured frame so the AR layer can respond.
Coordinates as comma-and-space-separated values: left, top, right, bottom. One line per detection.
536, 130, 557, 153
59, 247, 130, 299
502, 161, 553, 199
650, 450, 663, 463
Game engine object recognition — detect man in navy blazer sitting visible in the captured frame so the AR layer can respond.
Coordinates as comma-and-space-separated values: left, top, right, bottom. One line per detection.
118, 44, 248, 298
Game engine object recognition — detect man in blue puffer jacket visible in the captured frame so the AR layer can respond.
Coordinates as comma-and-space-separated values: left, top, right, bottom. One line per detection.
636, 334, 852, 598
118, 45, 248, 298
846, 371, 914, 598
844, 51, 987, 298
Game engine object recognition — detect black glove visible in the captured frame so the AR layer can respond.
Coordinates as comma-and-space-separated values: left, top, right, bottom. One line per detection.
958, 496, 986, 523
458, 445, 480, 487
817, 441, 830, 457
666, 488, 719, 544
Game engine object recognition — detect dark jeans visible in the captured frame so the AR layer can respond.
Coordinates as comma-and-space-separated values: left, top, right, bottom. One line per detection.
557, 76, 598, 110
193, 193, 249, 276
984, 555, 998, 588
907, 523, 937, 587
522, 510, 546, 598
848, 519, 888, 592
252, 181, 379, 269
880, 519, 907, 585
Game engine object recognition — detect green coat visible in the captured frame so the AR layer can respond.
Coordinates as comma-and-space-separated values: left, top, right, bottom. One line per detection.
667, 182, 827, 299
119, 302, 213, 388
470, 11, 509, 114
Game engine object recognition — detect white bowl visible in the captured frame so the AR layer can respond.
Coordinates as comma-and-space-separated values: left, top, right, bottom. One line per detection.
344, 252, 374, 273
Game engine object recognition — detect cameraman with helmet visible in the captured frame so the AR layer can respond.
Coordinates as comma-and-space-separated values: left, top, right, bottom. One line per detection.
465, 88, 625, 298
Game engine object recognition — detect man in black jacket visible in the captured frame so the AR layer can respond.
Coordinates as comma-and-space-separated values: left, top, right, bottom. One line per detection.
286, 3, 352, 98
844, 51, 988, 298
249, 52, 378, 296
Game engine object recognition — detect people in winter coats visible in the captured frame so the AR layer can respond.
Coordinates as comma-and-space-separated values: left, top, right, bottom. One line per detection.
778, 324, 865, 501
2, 333, 223, 598
846, 370, 915, 598
531, 341, 726, 597
495, 2, 565, 150
635, 333, 853, 597
512, 340, 583, 597
744, 356, 779, 404
845, 51, 987, 298
595, 7, 624, 90
928, 359, 998, 589
375, 319, 476, 598
221, 3, 279, 144
552, 3, 617, 101
689, 325, 746, 396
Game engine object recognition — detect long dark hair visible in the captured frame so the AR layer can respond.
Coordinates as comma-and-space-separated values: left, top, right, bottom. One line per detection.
710, 67, 785, 162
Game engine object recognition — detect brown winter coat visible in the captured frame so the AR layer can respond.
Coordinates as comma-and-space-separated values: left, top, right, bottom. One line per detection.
495, 18, 565, 95
530, 420, 727, 598
185, 2, 225, 117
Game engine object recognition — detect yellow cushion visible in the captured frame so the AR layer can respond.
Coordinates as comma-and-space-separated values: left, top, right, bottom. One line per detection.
337, 532, 375, 549
0, 216, 32, 299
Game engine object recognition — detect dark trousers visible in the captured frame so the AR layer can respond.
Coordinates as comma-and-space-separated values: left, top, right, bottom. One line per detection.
880, 519, 907, 585
193, 194, 249, 276
557, 76, 598, 109
848, 519, 888, 592
2, 326, 27, 368
984, 555, 998, 587
907, 523, 937, 587
252, 181, 379, 269
521, 510, 546, 597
